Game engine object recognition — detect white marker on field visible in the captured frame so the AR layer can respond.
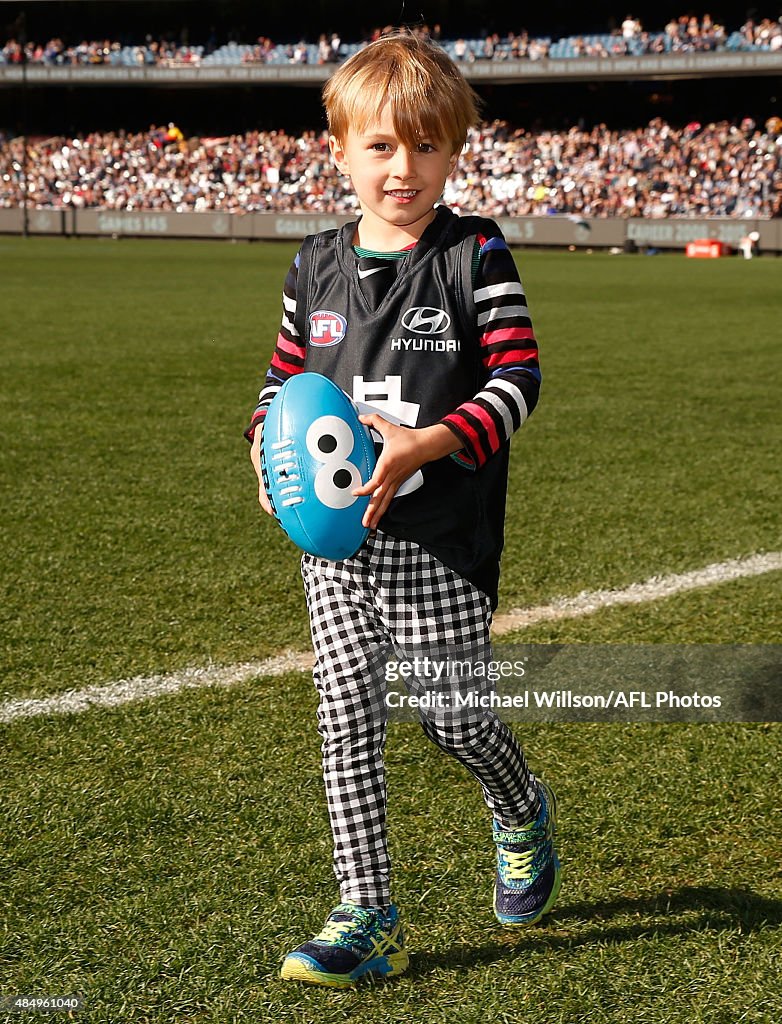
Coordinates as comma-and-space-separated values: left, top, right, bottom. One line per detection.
491, 550, 782, 633
1, 551, 780, 723
0, 651, 315, 724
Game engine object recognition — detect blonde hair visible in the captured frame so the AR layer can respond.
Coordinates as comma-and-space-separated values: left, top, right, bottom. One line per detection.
323, 33, 481, 155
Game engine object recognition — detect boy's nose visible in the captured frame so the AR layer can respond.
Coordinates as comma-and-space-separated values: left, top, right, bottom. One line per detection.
390, 147, 415, 179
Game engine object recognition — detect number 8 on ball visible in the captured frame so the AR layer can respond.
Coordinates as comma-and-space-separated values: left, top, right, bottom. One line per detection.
260, 373, 378, 561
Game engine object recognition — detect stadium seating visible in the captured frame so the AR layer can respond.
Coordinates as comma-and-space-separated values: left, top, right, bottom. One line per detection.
3, 15, 780, 66
2, 119, 779, 219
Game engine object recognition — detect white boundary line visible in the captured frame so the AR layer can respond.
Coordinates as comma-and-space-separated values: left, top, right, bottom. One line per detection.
2, 551, 780, 724
491, 550, 782, 633
0, 651, 315, 725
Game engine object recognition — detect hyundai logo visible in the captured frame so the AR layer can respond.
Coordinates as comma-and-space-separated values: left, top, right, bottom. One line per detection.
401, 307, 451, 335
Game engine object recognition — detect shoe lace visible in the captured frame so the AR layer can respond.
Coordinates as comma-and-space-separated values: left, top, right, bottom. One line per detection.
316, 919, 360, 944
497, 818, 549, 881
313, 905, 378, 950
501, 846, 535, 881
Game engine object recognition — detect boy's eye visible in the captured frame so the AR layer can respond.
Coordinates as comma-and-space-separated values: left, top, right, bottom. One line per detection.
367, 141, 437, 154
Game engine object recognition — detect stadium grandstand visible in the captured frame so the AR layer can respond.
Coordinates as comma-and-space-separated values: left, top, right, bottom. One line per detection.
2, 14, 781, 67
2, 119, 780, 217
0, 0, 780, 245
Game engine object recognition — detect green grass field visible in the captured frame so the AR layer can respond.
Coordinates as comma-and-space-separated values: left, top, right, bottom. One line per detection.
1, 237, 780, 1023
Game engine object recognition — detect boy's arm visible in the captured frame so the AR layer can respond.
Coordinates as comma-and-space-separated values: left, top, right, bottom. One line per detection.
244, 251, 306, 445
439, 232, 541, 469
246, 252, 306, 513
353, 417, 462, 529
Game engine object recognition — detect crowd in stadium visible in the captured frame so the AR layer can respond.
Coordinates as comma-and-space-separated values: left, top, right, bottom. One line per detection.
2, 14, 781, 66
2, 117, 780, 218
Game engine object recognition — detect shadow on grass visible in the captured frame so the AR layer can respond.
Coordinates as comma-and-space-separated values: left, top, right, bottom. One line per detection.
406, 886, 782, 977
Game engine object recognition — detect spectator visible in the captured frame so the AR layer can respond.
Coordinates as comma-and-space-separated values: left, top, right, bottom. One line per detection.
3, 14, 779, 67
622, 15, 642, 41
2, 118, 779, 218
453, 38, 469, 61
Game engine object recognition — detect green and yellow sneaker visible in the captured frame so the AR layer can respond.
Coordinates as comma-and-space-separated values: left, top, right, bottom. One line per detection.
280, 902, 408, 987
493, 780, 561, 926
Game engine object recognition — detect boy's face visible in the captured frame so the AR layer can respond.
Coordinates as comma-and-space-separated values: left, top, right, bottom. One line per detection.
329, 102, 459, 248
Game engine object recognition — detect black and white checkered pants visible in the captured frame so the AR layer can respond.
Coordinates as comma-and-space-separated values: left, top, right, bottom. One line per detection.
301, 530, 539, 907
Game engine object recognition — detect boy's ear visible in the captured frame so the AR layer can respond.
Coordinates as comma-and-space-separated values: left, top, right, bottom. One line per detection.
329, 135, 349, 175
447, 150, 459, 175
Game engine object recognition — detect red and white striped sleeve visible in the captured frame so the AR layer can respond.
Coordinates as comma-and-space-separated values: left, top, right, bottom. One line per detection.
244, 252, 306, 443
440, 231, 541, 468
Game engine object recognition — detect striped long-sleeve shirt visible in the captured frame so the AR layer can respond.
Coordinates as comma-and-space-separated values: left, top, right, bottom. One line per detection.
245, 227, 541, 468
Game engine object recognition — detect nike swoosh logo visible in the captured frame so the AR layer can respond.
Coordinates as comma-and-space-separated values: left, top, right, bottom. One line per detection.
357, 266, 389, 279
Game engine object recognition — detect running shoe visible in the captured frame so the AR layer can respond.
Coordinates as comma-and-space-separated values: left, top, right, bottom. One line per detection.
280, 902, 408, 987
493, 780, 561, 926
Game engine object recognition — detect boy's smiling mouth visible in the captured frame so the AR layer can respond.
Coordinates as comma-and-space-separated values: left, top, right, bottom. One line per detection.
386, 189, 420, 201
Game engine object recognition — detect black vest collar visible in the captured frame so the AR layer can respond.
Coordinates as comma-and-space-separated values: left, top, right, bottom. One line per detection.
336, 205, 456, 267
335, 206, 458, 316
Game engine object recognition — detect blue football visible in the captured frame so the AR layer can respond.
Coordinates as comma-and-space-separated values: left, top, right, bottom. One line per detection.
260, 373, 377, 561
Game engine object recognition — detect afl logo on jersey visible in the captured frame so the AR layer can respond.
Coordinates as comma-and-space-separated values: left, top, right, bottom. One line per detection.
401, 307, 451, 335
309, 310, 347, 347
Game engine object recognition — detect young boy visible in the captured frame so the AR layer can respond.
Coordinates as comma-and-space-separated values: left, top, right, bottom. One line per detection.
246, 33, 560, 987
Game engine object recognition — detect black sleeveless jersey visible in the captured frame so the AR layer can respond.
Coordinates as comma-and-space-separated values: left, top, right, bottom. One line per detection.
294, 206, 510, 608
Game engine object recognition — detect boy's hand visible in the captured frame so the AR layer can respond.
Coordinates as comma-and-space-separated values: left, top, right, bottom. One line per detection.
249, 429, 275, 516
355, 414, 462, 529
